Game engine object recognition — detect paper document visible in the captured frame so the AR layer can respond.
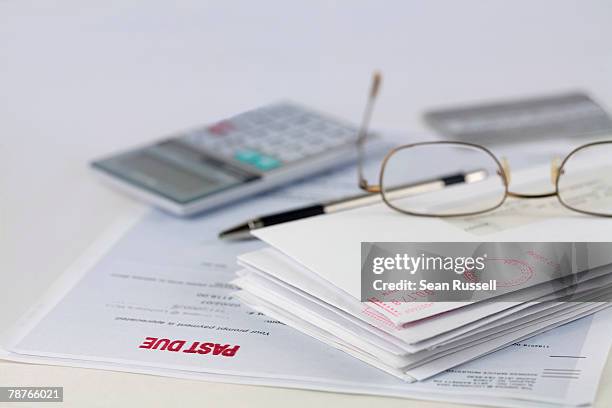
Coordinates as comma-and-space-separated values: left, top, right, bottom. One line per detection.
2, 133, 612, 408
2, 204, 612, 407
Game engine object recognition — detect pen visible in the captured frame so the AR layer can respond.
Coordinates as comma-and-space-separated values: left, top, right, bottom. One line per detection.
218, 169, 487, 240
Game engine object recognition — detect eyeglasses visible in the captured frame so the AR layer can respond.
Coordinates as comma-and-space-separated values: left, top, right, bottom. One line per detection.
357, 72, 612, 217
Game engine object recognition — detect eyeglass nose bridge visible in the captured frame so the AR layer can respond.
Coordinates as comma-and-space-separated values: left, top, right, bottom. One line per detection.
503, 156, 562, 199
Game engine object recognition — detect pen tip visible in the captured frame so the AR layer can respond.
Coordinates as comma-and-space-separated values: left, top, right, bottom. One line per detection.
218, 223, 254, 241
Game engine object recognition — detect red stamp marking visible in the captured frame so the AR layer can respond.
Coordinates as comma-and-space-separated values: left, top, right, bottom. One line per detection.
484, 258, 534, 287
366, 296, 401, 316
361, 306, 397, 328
138, 337, 240, 357
527, 250, 562, 273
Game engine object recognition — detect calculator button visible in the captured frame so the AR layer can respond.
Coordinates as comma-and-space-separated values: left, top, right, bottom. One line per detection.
225, 133, 246, 145
244, 140, 267, 151
249, 113, 271, 125
337, 129, 357, 140
268, 121, 288, 131
301, 145, 327, 156
277, 150, 303, 162
207, 121, 234, 136
253, 128, 271, 138
253, 155, 281, 171
230, 114, 253, 127
267, 103, 299, 117
234, 150, 261, 164
218, 145, 236, 157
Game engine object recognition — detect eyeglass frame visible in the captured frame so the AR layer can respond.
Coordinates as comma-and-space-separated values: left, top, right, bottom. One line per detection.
356, 73, 612, 218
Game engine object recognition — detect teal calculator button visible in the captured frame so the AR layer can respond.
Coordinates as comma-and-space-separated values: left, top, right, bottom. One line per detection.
254, 155, 281, 171
234, 150, 260, 164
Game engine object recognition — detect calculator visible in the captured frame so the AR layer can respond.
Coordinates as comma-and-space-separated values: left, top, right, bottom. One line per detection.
91, 102, 360, 215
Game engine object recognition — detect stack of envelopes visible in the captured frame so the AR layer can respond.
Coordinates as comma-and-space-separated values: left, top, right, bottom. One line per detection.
231, 189, 612, 382
233, 247, 612, 382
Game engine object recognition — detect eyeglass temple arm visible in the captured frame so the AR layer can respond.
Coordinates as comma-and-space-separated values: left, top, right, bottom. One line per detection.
357, 71, 382, 193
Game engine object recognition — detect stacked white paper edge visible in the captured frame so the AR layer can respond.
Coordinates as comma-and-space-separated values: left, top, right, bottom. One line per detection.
233, 247, 612, 383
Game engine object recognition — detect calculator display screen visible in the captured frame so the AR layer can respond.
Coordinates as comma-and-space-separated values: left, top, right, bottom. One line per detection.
92, 142, 257, 204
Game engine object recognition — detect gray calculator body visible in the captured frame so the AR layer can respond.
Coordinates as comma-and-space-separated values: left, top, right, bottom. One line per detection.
91, 102, 359, 215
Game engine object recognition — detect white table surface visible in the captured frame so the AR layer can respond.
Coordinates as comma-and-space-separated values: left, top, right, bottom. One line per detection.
2, 1, 612, 406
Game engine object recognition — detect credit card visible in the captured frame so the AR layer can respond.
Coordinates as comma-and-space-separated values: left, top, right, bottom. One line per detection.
424, 92, 612, 143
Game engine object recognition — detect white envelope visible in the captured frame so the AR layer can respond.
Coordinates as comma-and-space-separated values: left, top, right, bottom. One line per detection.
237, 287, 610, 381
234, 267, 612, 370
238, 247, 612, 347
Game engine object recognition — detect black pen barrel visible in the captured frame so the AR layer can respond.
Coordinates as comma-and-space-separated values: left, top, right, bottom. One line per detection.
259, 204, 325, 226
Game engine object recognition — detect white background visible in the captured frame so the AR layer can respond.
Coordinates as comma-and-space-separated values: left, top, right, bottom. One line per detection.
2, 1, 612, 406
